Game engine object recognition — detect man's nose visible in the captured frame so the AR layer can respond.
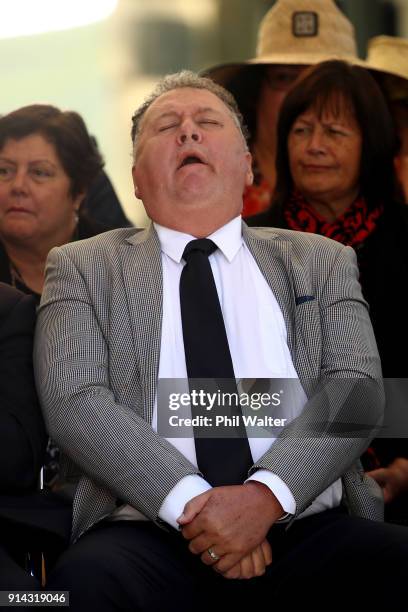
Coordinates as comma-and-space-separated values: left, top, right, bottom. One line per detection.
177, 120, 202, 145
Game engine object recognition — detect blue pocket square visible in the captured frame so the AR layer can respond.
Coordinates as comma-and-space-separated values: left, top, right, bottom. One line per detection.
296, 295, 315, 305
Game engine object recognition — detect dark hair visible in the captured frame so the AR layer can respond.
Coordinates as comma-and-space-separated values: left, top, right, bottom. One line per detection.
273, 60, 398, 211
0, 104, 104, 198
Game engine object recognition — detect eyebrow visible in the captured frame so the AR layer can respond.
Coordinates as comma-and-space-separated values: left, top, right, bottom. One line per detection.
195, 107, 223, 115
153, 111, 179, 122
294, 116, 352, 127
0, 156, 57, 165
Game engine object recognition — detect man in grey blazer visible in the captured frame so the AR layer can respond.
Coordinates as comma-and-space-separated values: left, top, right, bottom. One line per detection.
35, 71, 408, 610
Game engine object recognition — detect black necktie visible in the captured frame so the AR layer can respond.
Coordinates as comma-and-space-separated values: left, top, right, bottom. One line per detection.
180, 238, 252, 486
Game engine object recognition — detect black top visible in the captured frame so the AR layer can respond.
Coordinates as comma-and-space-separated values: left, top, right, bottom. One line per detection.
81, 170, 131, 230
0, 283, 46, 492
0, 288, 72, 548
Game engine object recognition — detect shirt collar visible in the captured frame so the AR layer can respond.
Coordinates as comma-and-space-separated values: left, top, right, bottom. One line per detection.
154, 216, 243, 264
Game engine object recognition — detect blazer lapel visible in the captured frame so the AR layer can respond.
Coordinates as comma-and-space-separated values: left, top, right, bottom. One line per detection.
243, 224, 296, 357
119, 224, 162, 424
243, 223, 320, 383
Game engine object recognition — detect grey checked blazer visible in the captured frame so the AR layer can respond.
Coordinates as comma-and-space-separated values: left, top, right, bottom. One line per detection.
34, 222, 384, 542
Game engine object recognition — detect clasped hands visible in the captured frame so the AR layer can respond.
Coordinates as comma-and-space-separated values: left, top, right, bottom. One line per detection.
177, 481, 283, 580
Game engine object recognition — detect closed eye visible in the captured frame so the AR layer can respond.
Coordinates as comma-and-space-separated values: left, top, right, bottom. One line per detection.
326, 127, 347, 136
158, 123, 178, 132
198, 119, 220, 126
292, 126, 310, 135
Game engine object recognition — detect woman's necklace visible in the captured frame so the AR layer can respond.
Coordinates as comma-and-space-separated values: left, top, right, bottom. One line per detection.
8, 257, 42, 299
8, 258, 24, 289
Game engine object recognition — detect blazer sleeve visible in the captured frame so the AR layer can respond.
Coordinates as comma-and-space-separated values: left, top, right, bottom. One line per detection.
251, 243, 384, 515
0, 289, 46, 492
34, 247, 199, 521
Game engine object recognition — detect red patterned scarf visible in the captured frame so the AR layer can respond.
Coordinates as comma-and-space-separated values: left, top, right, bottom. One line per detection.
284, 191, 383, 249
242, 155, 273, 218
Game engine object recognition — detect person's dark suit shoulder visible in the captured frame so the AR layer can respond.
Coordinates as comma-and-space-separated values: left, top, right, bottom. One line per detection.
0, 283, 46, 492
80, 170, 131, 229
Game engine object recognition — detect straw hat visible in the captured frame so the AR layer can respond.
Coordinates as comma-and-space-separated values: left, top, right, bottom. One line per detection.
204, 0, 366, 86
366, 36, 408, 101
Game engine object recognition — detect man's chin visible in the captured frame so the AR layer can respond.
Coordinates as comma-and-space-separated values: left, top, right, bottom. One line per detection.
176, 174, 212, 195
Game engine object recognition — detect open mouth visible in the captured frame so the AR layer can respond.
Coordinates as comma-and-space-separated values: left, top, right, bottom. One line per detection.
178, 155, 206, 169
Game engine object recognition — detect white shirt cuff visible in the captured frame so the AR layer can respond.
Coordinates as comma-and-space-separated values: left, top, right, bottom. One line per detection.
158, 474, 212, 530
246, 469, 296, 516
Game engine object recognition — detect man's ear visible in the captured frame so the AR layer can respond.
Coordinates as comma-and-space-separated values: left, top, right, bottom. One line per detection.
132, 165, 140, 198
244, 151, 253, 186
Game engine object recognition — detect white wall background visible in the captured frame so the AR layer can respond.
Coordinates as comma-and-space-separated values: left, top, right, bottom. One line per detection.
0, 0, 405, 226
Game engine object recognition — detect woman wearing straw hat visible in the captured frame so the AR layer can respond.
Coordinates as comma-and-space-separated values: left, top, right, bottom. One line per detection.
249, 58, 408, 523
204, 0, 366, 219
366, 34, 408, 204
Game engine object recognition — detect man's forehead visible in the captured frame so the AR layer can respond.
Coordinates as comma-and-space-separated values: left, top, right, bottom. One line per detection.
145, 87, 229, 120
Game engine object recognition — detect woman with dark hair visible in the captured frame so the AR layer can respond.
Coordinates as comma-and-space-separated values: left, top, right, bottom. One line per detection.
0, 104, 105, 300
270, 60, 397, 220
249, 59, 408, 521
204, 0, 364, 218
0, 103, 110, 491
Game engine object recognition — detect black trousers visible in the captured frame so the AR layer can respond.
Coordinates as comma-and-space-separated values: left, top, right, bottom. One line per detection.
0, 545, 40, 590
46, 510, 408, 611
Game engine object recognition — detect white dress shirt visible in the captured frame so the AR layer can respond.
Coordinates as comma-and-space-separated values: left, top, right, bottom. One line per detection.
114, 216, 341, 528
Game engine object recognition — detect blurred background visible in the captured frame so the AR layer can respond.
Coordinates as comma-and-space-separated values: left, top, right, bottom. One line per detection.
1, 0, 407, 225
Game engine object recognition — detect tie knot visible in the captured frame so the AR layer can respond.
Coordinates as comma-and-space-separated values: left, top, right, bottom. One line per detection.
182, 239, 217, 261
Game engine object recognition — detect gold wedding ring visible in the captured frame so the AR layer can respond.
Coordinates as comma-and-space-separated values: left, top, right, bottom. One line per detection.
207, 547, 220, 561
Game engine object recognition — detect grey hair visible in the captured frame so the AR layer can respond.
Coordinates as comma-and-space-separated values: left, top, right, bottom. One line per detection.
131, 70, 249, 155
